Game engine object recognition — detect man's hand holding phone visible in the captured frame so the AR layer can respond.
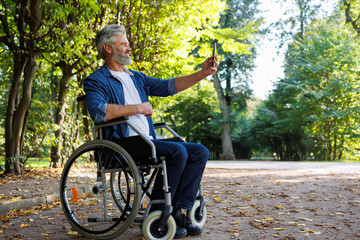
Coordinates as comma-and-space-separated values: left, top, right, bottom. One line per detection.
212, 40, 217, 67
199, 40, 218, 78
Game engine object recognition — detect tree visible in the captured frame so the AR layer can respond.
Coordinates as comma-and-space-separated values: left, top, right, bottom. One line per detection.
211, 0, 262, 159
254, 16, 360, 160
285, 18, 360, 160
0, 0, 46, 174
274, 0, 325, 47
246, 0, 343, 161
45, 0, 101, 168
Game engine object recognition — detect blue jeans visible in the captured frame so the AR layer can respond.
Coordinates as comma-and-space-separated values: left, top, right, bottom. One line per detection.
150, 140, 209, 211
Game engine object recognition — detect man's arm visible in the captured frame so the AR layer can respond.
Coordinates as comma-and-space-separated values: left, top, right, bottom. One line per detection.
174, 56, 218, 92
105, 102, 153, 122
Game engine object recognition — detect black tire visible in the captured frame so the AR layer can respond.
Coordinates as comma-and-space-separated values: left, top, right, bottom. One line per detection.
60, 140, 141, 239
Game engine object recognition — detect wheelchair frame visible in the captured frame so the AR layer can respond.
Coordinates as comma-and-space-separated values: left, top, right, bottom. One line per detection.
59, 101, 206, 240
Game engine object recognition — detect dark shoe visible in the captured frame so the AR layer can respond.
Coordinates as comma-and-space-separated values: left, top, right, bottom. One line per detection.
172, 209, 203, 236
174, 226, 187, 239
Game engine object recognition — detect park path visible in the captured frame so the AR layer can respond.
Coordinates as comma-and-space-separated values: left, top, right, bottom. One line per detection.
207, 160, 360, 173
1, 161, 360, 240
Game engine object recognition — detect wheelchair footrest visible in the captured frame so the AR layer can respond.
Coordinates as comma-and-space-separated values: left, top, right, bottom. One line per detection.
87, 217, 122, 222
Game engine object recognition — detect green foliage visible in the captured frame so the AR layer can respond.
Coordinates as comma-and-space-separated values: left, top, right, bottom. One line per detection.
160, 80, 222, 158
117, 0, 227, 78
273, 0, 325, 48
214, 0, 263, 109
251, 15, 360, 161
41, 0, 100, 68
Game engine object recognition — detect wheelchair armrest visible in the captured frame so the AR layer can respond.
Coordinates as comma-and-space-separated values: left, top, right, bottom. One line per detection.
92, 117, 129, 141
153, 122, 185, 142
94, 116, 129, 127
154, 122, 167, 128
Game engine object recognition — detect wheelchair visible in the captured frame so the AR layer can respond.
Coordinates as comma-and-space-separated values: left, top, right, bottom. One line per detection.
59, 96, 207, 240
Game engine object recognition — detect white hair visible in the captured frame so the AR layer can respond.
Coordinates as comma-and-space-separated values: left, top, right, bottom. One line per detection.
96, 25, 127, 59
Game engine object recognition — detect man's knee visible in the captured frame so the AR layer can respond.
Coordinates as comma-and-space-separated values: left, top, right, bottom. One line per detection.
200, 145, 209, 164
174, 145, 188, 162
192, 144, 209, 165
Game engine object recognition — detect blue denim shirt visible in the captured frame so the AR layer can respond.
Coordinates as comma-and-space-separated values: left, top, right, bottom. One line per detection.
84, 64, 177, 139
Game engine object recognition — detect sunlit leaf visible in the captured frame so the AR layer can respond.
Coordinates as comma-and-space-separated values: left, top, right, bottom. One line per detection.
273, 228, 285, 231
67, 230, 79, 236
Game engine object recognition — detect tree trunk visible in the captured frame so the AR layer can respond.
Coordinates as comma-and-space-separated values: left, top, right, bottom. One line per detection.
212, 73, 235, 160
5, 54, 37, 174
50, 63, 73, 168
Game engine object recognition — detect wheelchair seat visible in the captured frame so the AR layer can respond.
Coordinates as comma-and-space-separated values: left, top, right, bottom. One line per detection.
112, 136, 154, 165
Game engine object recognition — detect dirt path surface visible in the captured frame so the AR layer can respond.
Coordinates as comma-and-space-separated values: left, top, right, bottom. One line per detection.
1, 161, 360, 240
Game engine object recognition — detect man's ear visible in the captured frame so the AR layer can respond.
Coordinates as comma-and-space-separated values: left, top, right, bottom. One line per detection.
103, 43, 113, 56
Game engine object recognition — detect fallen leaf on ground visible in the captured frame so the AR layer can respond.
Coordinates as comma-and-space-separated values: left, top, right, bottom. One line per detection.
213, 196, 221, 202
273, 228, 285, 231
67, 230, 79, 236
305, 228, 321, 234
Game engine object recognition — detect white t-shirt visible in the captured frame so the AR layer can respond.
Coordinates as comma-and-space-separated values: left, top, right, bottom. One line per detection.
110, 70, 152, 139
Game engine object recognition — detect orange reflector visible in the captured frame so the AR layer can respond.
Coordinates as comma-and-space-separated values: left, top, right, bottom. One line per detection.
72, 187, 78, 204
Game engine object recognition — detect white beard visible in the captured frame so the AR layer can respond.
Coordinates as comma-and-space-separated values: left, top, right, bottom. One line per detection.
112, 50, 132, 65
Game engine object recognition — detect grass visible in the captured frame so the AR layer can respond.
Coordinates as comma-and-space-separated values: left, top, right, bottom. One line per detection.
250, 157, 275, 160
24, 158, 51, 168
0, 157, 51, 170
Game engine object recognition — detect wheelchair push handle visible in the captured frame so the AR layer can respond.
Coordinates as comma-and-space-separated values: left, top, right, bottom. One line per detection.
76, 95, 86, 102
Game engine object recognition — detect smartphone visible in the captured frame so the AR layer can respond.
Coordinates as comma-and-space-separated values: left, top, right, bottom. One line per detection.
212, 40, 217, 67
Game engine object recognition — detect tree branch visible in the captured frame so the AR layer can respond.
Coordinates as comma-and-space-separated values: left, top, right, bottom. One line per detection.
343, 0, 360, 35
0, 0, 17, 51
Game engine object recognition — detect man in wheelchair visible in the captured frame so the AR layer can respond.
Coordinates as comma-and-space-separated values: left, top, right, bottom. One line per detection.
84, 24, 218, 238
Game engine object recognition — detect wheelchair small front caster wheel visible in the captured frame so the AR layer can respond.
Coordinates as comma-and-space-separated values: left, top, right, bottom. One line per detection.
142, 210, 176, 240
188, 200, 207, 227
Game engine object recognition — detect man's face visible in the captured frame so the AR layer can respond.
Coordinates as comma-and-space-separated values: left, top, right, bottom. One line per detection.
111, 34, 132, 65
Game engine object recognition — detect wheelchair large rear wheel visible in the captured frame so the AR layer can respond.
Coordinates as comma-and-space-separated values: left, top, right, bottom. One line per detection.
60, 140, 141, 239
